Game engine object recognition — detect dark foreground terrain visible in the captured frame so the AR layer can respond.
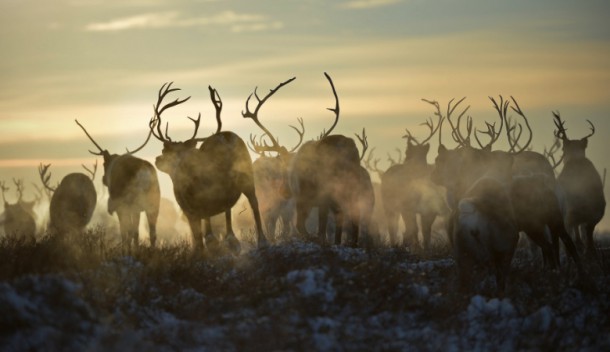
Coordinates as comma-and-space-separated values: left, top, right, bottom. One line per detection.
0, 229, 609, 351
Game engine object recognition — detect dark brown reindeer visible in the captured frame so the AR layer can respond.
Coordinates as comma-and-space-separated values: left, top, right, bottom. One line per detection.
380, 106, 449, 250
488, 98, 584, 273
76, 119, 160, 250
0, 179, 37, 241
431, 97, 520, 294
553, 113, 606, 257
289, 73, 373, 246
242, 77, 304, 241
148, 82, 267, 254
38, 162, 97, 238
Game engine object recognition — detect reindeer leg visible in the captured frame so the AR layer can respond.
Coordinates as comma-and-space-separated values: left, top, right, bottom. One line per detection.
385, 209, 400, 247
224, 209, 241, 255
186, 215, 204, 254
146, 207, 158, 248
244, 189, 267, 247
318, 202, 330, 244
420, 212, 437, 252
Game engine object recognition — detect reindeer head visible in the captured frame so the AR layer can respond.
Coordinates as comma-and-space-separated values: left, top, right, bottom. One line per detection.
553, 112, 593, 162
148, 82, 218, 176
76, 116, 151, 187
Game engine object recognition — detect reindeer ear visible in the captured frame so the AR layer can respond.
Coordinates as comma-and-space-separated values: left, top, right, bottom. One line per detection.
581, 138, 588, 148
186, 140, 198, 149
438, 144, 447, 154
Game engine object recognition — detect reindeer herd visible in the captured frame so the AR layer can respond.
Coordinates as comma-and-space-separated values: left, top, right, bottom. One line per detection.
0, 74, 606, 293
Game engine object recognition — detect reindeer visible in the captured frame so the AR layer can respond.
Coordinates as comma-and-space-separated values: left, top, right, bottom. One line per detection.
147, 82, 267, 254
431, 97, 520, 293
242, 77, 304, 241
76, 119, 160, 250
553, 113, 606, 257
38, 162, 97, 238
0, 179, 37, 241
488, 98, 584, 273
380, 106, 449, 250
289, 73, 373, 246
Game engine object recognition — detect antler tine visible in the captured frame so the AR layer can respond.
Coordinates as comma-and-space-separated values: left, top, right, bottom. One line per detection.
402, 127, 420, 145
508, 96, 533, 153
363, 147, 384, 177
82, 159, 98, 181
440, 97, 470, 146
584, 119, 595, 139
552, 111, 568, 141
186, 113, 202, 140
38, 163, 57, 193
151, 82, 192, 142
288, 117, 305, 153
12, 178, 24, 202
75, 119, 105, 156
242, 77, 296, 151
322, 72, 340, 138
421, 99, 445, 146
0, 181, 8, 203
418, 114, 444, 145
544, 138, 563, 170
481, 95, 508, 149
209, 86, 223, 135
355, 128, 369, 161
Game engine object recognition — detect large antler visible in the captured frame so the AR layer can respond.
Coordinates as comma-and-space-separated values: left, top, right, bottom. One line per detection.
320, 72, 340, 139
422, 97, 471, 147
475, 96, 507, 149
38, 163, 57, 194
355, 128, 369, 161
0, 181, 9, 203
149, 82, 193, 143
75, 119, 106, 156
387, 148, 404, 166
242, 77, 296, 154
12, 179, 24, 202
363, 148, 384, 177
403, 113, 444, 146
544, 138, 563, 170
209, 86, 222, 135
506, 96, 533, 154
82, 160, 98, 181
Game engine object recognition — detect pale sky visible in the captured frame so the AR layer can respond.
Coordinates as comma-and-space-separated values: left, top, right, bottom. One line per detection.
1, 0, 610, 227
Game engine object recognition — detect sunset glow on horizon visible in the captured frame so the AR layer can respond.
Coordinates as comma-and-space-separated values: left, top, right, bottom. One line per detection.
2, 0, 610, 228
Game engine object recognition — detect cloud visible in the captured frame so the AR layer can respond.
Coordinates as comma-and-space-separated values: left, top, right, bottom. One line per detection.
85, 10, 279, 32
340, 0, 402, 9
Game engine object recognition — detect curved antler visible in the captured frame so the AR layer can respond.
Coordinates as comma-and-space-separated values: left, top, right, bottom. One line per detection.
506, 96, 533, 154
355, 128, 368, 161
242, 77, 296, 154
288, 117, 305, 153
75, 119, 106, 156
149, 82, 192, 143
321, 72, 340, 138
475, 96, 507, 149
38, 163, 57, 194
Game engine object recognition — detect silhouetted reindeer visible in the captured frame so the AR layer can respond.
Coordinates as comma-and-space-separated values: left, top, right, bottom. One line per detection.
489, 98, 583, 273
380, 107, 449, 250
554, 113, 606, 257
242, 77, 304, 241
0, 179, 37, 241
289, 73, 373, 246
148, 82, 267, 254
76, 119, 160, 250
431, 97, 521, 294
38, 162, 97, 238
